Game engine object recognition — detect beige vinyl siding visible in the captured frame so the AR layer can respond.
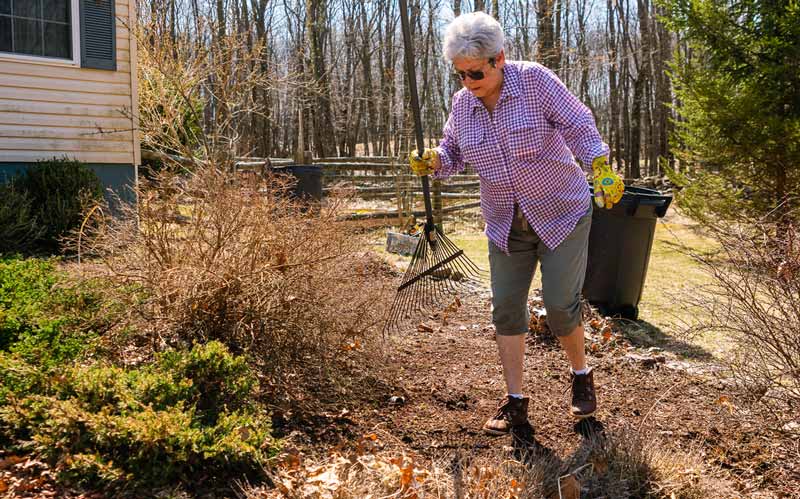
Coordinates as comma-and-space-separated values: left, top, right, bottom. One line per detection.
0, 0, 138, 165
0, 125, 132, 142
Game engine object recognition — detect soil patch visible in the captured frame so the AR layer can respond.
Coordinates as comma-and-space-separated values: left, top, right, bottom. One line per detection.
276, 284, 799, 498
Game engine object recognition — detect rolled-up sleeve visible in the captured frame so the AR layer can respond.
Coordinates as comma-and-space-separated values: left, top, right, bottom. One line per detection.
536, 66, 609, 171
433, 96, 466, 180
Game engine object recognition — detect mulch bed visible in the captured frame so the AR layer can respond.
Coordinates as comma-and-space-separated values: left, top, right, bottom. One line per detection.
274, 285, 799, 498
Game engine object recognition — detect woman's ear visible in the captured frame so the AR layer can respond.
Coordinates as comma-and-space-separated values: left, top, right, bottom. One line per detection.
495, 49, 506, 68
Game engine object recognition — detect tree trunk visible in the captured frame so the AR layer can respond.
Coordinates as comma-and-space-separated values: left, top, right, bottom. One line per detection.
653, 3, 673, 175
537, 0, 558, 70
607, 0, 622, 170
630, 73, 644, 179
305, 0, 337, 157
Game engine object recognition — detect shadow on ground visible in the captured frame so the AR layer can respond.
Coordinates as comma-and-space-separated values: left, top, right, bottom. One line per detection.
612, 317, 714, 360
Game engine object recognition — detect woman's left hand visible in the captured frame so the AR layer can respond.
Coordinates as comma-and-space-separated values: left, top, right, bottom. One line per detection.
591, 156, 624, 209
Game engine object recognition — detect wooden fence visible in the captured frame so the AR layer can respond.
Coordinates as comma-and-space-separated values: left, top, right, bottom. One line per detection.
312, 156, 480, 224
142, 150, 667, 224
141, 151, 480, 225
234, 155, 482, 224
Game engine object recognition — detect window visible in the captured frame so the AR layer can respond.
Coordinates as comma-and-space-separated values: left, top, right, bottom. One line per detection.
0, 0, 74, 60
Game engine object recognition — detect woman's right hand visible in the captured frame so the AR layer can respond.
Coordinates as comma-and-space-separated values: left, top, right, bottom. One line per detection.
409, 149, 440, 176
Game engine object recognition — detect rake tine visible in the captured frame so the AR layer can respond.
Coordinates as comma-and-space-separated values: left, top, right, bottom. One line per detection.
438, 228, 483, 278
422, 257, 446, 310
386, 293, 403, 330
429, 257, 461, 303
429, 242, 469, 293
390, 253, 424, 332
390, 238, 427, 328
402, 237, 429, 319
430, 233, 461, 296
426, 235, 452, 298
385, 294, 403, 333
442, 238, 484, 281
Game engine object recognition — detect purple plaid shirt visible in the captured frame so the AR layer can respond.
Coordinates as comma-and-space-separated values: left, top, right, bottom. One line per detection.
434, 61, 609, 253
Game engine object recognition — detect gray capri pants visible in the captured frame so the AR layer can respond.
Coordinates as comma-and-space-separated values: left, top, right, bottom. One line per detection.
489, 202, 592, 337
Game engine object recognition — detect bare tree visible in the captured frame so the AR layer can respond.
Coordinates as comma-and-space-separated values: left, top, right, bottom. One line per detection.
305, 0, 337, 156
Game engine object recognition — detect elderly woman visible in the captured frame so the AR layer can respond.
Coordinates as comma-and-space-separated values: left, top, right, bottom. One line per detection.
410, 12, 624, 436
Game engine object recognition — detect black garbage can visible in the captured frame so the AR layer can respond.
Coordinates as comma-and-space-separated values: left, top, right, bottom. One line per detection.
582, 185, 672, 320
272, 165, 323, 202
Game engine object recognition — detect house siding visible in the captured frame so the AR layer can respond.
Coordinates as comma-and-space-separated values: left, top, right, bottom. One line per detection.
0, 0, 138, 167
0, 162, 137, 206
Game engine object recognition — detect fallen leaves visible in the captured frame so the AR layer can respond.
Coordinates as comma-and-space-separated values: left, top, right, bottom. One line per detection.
271, 431, 431, 499
441, 297, 463, 326
508, 478, 525, 499
340, 340, 361, 351
715, 395, 735, 414
417, 323, 434, 333
303, 465, 343, 497
552, 462, 596, 499
0, 456, 24, 471
0, 455, 58, 497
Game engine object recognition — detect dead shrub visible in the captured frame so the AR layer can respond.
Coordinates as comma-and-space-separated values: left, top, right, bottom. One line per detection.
677, 210, 800, 414
75, 166, 393, 399
249, 429, 729, 498
571, 431, 732, 499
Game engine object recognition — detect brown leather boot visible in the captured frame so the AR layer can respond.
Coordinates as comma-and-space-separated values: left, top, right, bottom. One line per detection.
483, 396, 530, 435
570, 369, 597, 419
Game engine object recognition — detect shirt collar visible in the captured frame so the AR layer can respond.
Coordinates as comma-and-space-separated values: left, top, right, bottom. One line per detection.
468, 62, 522, 111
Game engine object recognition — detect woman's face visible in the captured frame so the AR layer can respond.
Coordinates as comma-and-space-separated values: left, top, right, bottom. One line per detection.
452, 51, 505, 101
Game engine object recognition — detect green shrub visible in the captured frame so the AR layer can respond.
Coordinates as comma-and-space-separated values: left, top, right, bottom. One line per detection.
0, 256, 100, 367
0, 257, 59, 350
0, 181, 43, 254
137, 341, 256, 425
0, 352, 47, 410
19, 157, 103, 251
0, 341, 276, 490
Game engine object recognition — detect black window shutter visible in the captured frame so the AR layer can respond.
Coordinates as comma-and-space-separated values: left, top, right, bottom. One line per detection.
80, 0, 116, 70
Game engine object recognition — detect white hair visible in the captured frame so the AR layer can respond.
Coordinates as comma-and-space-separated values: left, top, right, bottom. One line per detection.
443, 12, 504, 62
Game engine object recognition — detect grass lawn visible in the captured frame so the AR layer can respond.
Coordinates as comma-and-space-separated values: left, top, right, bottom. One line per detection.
370, 206, 728, 360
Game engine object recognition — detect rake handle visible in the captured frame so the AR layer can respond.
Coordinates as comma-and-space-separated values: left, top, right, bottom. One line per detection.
399, 0, 435, 230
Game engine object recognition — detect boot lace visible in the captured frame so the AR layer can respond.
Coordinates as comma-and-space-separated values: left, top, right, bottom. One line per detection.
492, 396, 513, 420
572, 374, 594, 400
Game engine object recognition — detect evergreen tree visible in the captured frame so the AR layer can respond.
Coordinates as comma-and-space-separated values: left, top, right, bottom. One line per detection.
662, 0, 800, 222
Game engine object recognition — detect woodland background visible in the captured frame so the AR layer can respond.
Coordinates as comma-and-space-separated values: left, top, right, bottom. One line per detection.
139, 0, 678, 180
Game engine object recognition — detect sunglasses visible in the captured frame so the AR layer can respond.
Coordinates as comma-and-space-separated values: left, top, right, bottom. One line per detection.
453, 57, 496, 81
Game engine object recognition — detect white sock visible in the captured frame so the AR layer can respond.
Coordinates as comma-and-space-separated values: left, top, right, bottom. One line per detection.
572, 367, 589, 376
508, 393, 524, 399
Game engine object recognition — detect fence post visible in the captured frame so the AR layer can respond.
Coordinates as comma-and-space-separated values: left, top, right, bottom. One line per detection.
404, 173, 415, 229
433, 179, 443, 230
394, 157, 403, 225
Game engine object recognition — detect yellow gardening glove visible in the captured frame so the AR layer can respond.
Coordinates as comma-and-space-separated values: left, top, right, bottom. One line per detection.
592, 156, 624, 209
409, 148, 439, 176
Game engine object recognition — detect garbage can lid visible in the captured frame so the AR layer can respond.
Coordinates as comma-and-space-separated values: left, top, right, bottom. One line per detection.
589, 183, 673, 218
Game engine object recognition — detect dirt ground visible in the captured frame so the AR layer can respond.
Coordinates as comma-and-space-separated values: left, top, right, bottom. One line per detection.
271, 283, 799, 498
2, 258, 798, 498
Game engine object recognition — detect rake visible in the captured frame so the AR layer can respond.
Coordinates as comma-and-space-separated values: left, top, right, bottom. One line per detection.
384, 0, 484, 332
